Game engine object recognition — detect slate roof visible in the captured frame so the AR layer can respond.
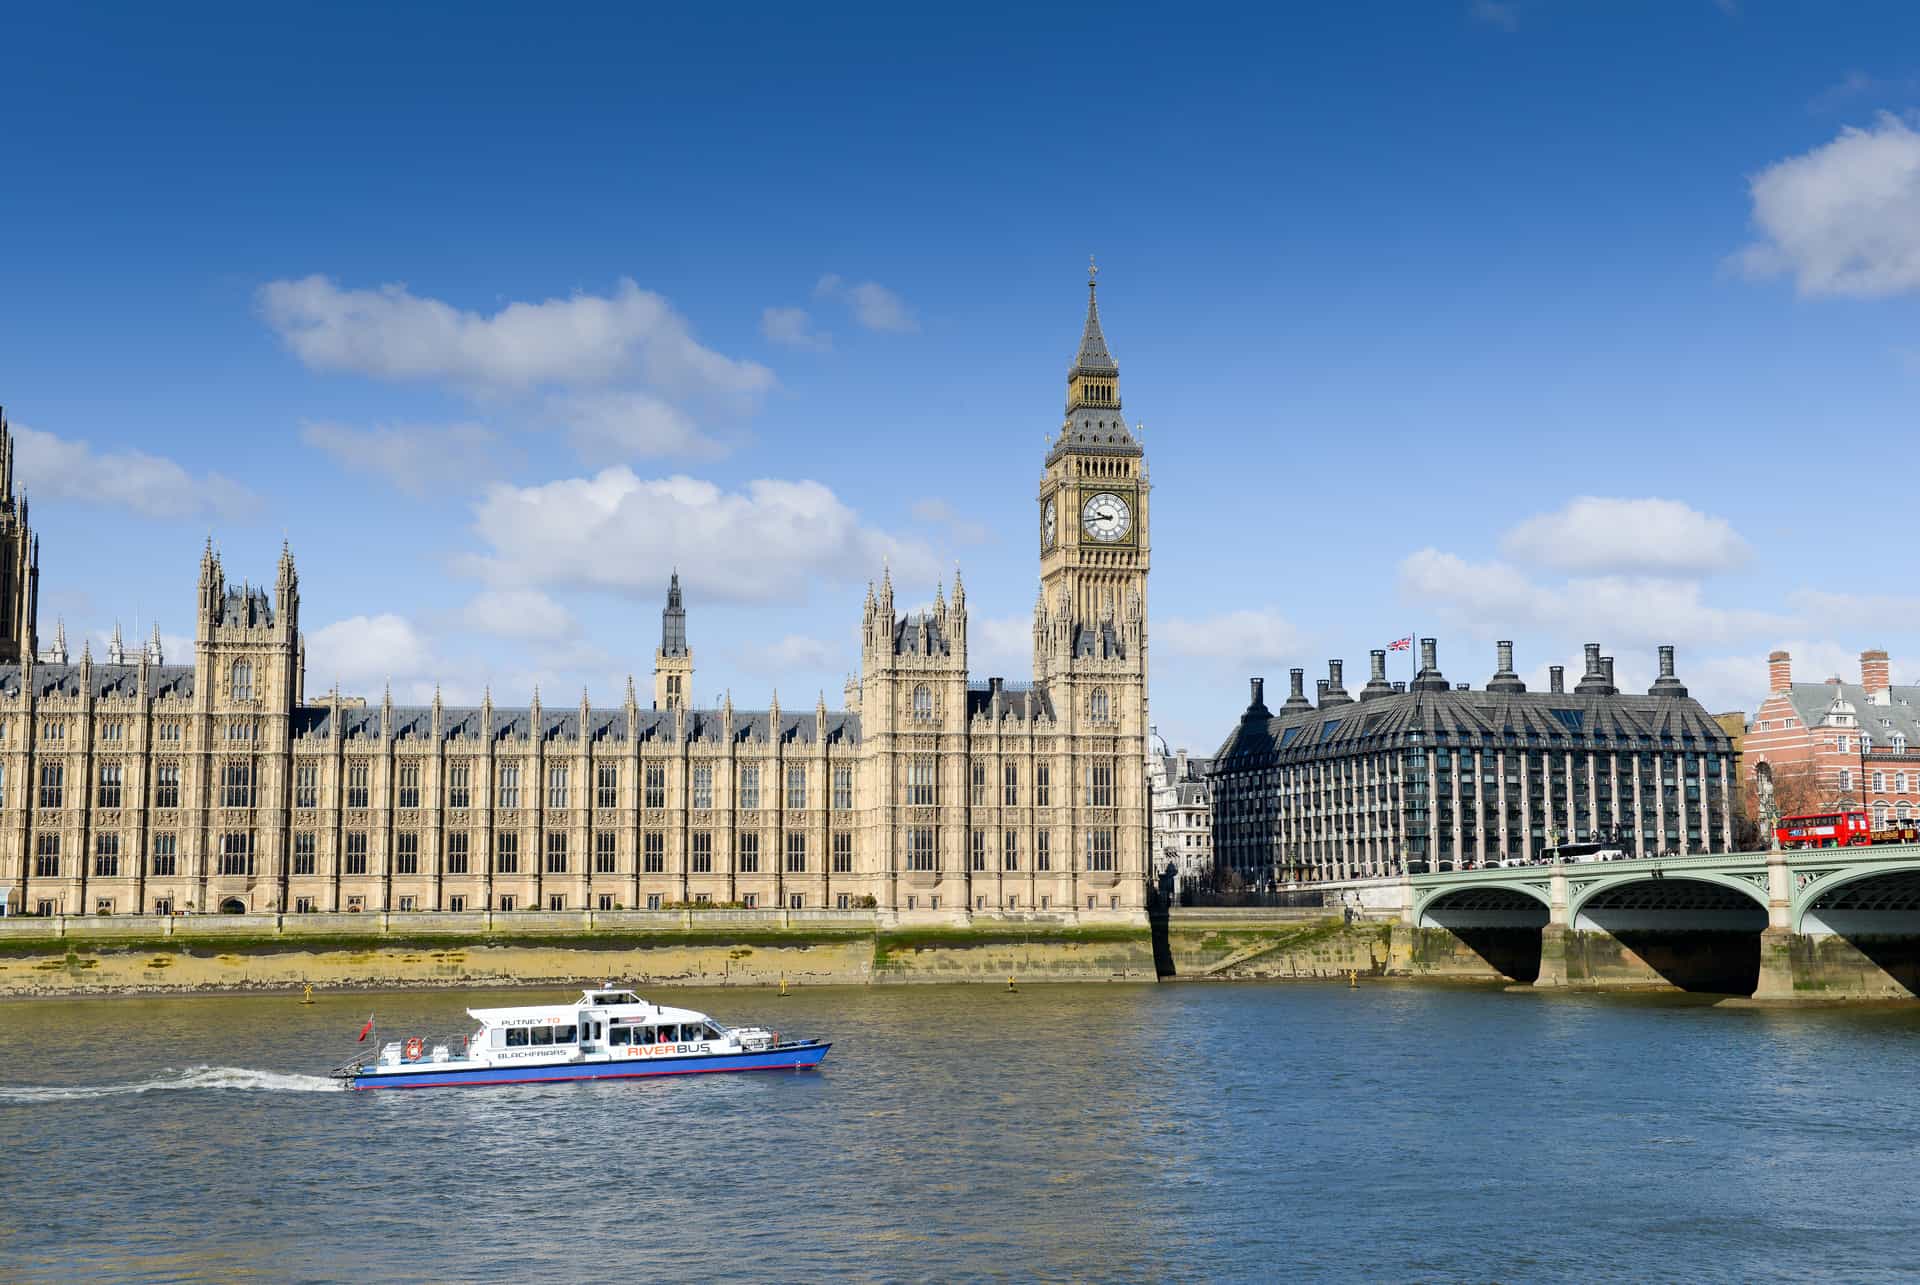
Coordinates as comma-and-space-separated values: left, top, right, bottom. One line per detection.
291, 703, 861, 747
0, 662, 196, 700
965, 681, 1055, 722
1210, 686, 1733, 774
1784, 681, 1920, 749
1073, 622, 1127, 659
217, 586, 273, 628
893, 612, 952, 657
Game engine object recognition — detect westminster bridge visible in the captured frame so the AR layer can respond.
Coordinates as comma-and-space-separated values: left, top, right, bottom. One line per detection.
1398, 843, 1920, 999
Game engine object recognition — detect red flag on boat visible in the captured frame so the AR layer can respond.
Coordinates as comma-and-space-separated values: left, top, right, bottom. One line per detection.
358, 1015, 375, 1043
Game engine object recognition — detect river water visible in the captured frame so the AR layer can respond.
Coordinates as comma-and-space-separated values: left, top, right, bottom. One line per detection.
3, 980, 1918, 1282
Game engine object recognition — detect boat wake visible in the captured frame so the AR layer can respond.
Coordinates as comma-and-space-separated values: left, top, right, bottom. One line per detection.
0, 1065, 343, 1103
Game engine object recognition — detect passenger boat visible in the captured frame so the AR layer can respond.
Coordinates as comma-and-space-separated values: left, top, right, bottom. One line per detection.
329, 986, 830, 1091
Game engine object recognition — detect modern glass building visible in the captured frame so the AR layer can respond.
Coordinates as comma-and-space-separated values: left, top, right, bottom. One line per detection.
1208, 639, 1736, 885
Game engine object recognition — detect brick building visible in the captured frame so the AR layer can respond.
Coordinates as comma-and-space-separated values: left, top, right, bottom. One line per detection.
1743, 649, 1920, 829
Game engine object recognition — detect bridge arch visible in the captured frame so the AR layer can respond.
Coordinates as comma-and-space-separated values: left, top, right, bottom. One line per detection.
1567, 871, 1770, 931
1794, 860, 1920, 935
1415, 882, 1550, 930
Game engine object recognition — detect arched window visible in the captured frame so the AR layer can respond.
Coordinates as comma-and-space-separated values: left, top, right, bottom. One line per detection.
911, 685, 932, 721
1090, 688, 1110, 722
232, 660, 253, 703
1874, 802, 1890, 828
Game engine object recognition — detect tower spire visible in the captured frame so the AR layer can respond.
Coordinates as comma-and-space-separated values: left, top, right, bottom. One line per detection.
1056, 261, 1136, 457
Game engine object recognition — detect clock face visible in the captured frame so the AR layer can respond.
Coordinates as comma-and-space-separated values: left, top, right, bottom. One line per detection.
1042, 499, 1056, 548
1081, 491, 1132, 542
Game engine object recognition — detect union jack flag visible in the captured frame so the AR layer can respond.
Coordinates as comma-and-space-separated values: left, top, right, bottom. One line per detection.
1387, 636, 1413, 651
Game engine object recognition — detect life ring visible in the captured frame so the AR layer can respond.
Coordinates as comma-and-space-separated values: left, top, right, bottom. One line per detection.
404, 1037, 424, 1060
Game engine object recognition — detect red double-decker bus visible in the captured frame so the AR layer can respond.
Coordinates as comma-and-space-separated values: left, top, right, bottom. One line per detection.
1775, 811, 1920, 849
1775, 811, 1871, 849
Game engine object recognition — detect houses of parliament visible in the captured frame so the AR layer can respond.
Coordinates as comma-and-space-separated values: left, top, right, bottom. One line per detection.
0, 275, 1152, 921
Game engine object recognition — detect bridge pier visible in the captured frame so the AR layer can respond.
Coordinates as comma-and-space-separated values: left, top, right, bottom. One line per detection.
1752, 852, 1797, 1001
1532, 864, 1571, 989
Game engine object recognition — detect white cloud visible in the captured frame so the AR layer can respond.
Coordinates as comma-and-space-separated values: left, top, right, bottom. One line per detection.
258, 275, 775, 399
1500, 496, 1751, 576
460, 468, 937, 605
972, 614, 1036, 677
1159, 608, 1307, 665
554, 392, 724, 463
815, 274, 919, 333
910, 497, 992, 545
458, 589, 577, 642
307, 613, 435, 691
736, 634, 845, 675
12, 422, 258, 521
300, 421, 499, 496
1785, 589, 1920, 633
1398, 549, 1791, 646
760, 306, 831, 351
1735, 113, 1920, 297
1467, 0, 1520, 31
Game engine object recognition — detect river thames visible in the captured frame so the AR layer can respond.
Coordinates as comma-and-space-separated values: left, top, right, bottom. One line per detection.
3, 980, 1918, 1282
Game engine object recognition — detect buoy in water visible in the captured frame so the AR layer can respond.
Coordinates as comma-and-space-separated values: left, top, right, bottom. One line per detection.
300, 983, 315, 1006
778, 974, 790, 997
1006, 975, 1018, 993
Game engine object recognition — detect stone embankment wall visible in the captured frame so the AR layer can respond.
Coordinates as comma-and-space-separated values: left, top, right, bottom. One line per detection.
1160, 909, 1397, 980
0, 909, 1158, 997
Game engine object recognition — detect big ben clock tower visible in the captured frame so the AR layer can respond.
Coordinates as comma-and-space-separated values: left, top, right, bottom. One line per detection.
1032, 260, 1151, 912
1036, 260, 1149, 678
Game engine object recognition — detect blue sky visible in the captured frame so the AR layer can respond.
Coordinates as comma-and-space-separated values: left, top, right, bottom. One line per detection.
3, 1, 1919, 751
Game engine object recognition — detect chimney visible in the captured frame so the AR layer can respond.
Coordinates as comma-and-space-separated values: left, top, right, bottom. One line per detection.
1550, 665, 1565, 694
1601, 656, 1616, 693
1768, 650, 1791, 694
1321, 659, 1353, 705
1487, 639, 1526, 694
1392, 681, 1407, 692
1361, 649, 1395, 701
1862, 649, 1891, 703
1315, 678, 1329, 701
1281, 667, 1312, 713
1650, 644, 1689, 699
1575, 643, 1610, 695
1176, 749, 1188, 779
1411, 637, 1449, 692
1455, 683, 1469, 691
1245, 676, 1271, 720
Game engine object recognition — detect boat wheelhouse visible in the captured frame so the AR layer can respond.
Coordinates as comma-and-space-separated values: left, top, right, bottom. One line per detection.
331, 987, 829, 1090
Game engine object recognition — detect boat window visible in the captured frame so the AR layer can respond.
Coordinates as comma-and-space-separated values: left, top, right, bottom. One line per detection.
702, 1023, 723, 1040
505, 1028, 529, 1048
555, 1025, 577, 1044
611, 1026, 630, 1046
531, 1027, 554, 1047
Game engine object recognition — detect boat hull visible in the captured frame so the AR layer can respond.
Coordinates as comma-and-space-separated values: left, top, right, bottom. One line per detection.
341, 1041, 829, 1091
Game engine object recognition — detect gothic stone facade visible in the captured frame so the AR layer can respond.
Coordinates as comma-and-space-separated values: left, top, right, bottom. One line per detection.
0, 280, 1151, 920
1210, 639, 1737, 886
